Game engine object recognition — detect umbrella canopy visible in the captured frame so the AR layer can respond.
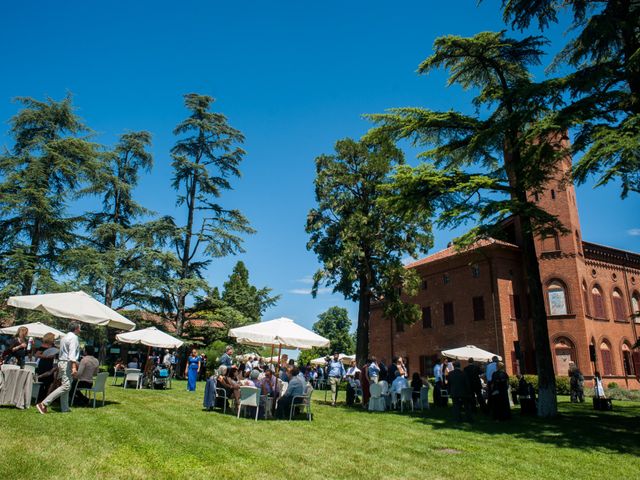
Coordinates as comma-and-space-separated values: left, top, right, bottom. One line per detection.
0, 322, 65, 339
116, 327, 184, 349
229, 317, 330, 350
310, 353, 355, 366
7, 291, 135, 331
441, 345, 502, 362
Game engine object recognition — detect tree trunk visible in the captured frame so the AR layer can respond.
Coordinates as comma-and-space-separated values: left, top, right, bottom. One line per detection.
355, 272, 370, 364
520, 215, 558, 417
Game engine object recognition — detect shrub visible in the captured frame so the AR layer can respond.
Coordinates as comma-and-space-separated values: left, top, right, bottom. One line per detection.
607, 382, 619, 389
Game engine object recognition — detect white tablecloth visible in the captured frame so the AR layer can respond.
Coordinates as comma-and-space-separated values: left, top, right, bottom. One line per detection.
0, 369, 34, 409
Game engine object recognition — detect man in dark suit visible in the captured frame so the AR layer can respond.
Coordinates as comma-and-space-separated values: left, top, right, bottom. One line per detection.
463, 357, 485, 413
447, 361, 473, 422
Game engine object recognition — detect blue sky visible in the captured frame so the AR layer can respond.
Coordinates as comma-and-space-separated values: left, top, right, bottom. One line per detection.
1, 1, 638, 338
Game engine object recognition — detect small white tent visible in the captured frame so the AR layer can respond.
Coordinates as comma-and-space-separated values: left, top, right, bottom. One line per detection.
0, 322, 65, 339
116, 327, 184, 349
229, 317, 330, 350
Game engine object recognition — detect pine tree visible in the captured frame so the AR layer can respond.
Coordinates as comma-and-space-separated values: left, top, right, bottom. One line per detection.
0, 96, 100, 298
169, 94, 254, 335
368, 31, 567, 417
221, 261, 280, 324
306, 137, 433, 363
501, 0, 640, 196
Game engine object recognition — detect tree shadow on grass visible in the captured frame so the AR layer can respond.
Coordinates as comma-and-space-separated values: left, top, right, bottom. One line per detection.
410, 401, 640, 455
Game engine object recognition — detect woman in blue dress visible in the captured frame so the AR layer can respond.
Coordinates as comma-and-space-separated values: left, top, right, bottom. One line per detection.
185, 349, 201, 391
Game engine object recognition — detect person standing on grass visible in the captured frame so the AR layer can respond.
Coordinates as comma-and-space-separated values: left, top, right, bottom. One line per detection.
219, 345, 233, 368
491, 362, 511, 421
185, 349, 201, 391
569, 363, 585, 403
464, 358, 485, 412
368, 356, 380, 384
448, 361, 473, 422
433, 357, 443, 407
36, 323, 81, 414
327, 352, 346, 406
4, 326, 29, 367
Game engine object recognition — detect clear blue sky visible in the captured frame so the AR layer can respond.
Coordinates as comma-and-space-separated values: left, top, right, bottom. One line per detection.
1, 1, 638, 339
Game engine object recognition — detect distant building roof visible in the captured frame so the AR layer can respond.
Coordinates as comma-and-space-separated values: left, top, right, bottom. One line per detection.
120, 310, 225, 333
405, 238, 520, 269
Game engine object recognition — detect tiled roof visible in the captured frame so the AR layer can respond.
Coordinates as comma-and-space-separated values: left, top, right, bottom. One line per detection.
120, 310, 225, 333
405, 238, 519, 269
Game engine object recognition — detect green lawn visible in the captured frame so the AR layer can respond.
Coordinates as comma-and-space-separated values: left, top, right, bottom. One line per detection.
1, 380, 638, 480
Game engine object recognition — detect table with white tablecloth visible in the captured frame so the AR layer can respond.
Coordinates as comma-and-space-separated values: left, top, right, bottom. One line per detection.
0, 369, 34, 409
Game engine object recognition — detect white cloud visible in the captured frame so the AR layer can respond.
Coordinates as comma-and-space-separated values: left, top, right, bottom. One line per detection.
296, 276, 315, 285
628, 228, 640, 236
288, 288, 332, 295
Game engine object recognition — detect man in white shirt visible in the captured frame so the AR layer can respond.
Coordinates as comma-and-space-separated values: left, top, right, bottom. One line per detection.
37, 323, 81, 414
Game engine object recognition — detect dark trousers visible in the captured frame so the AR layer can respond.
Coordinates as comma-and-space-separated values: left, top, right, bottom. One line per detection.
71, 380, 94, 405
471, 388, 486, 412
346, 383, 355, 406
276, 396, 293, 419
452, 396, 473, 422
434, 381, 442, 406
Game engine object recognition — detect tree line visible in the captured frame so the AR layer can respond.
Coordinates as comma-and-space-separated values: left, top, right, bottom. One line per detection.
306, 1, 639, 417
0, 93, 277, 339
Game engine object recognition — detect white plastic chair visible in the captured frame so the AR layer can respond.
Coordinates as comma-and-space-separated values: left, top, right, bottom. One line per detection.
237, 386, 260, 421
400, 387, 414, 413
215, 387, 229, 414
418, 385, 430, 410
23, 364, 36, 374
368, 383, 386, 412
290, 384, 313, 421
25, 361, 38, 371
123, 368, 142, 389
72, 372, 109, 408
1, 364, 20, 372
379, 380, 392, 408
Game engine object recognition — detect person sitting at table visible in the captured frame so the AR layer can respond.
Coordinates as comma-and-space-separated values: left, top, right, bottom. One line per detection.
249, 369, 262, 389
35, 332, 59, 403
391, 371, 409, 409
127, 357, 140, 369
216, 365, 240, 411
261, 368, 277, 398
72, 346, 100, 406
410, 372, 423, 403
276, 366, 305, 419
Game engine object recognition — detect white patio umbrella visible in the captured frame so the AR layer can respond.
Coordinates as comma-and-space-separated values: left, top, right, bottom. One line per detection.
441, 345, 502, 362
7, 291, 135, 331
0, 322, 65, 339
229, 317, 330, 364
116, 327, 184, 349
310, 353, 355, 366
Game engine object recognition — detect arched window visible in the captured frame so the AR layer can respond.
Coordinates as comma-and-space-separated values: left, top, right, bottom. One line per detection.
600, 340, 613, 376
582, 281, 591, 316
553, 337, 576, 376
612, 289, 626, 321
631, 292, 640, 316
592, 285, 606, 319
547, 280, 568, 315
622, 343, 634, 376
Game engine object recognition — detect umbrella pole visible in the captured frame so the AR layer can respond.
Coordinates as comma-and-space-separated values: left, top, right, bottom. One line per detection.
277, 344, 282, 368
270, 344, 274, 365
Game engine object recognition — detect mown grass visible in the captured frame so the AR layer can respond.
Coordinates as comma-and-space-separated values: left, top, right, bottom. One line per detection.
1, 380, 638, 480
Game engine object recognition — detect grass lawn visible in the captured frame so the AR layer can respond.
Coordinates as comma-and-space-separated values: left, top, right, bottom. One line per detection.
1, 380, 638, 480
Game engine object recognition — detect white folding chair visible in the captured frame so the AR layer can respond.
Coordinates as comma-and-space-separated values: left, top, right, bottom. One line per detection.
400, 387, 414, 413
215, 387, 229, 414
419, 385, 430, 410
112, 369, 125, 386
72, 372, 109, 408
290, 384, 313, 421
379, 380, 391, 409
368, 383, 386, 412
123, 368, 142, 389
237, 386, 260, 421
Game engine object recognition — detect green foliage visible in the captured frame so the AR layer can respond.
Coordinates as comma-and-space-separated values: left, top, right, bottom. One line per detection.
201, 340, 228, 374
306, 136, 433, 360
509, 375, 570, 395
501, 0, 640, 196
0, 96, 100, 298
607, 382, 619, 390
167, 94, 255, 334
312, 306, 354, 356
221, 261, 280, 323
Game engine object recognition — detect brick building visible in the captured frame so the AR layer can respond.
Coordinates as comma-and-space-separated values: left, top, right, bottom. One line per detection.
369, 152, 640, 388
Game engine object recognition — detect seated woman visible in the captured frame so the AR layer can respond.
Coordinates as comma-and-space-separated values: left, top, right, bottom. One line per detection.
127, 357, 140, 369
410, 372, 423, 403
35, 333, 58, 403
216, 365, 241, 411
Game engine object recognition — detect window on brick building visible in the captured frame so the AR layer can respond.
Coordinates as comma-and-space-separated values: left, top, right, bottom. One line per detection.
509, 294, 522, 320
582, 281, 591, 316
600, 340, 614, 376
472, 296, 485, 321
622, 343, 634, 376
422, 306, 432, 328
592, 285, 606, 319
443, 273, 450, 285
551, 189, 556, 199
471, 264, 480, 278
632, 292, 640, 316
542, 232, 560, 252
443, 302, 454, 325
396, 318, 404, 333
421, 279, 428, 290
554, 337, 577, 376
547, 280, 568, 315
419, 355, 436, 377
612, 289, 626, 321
